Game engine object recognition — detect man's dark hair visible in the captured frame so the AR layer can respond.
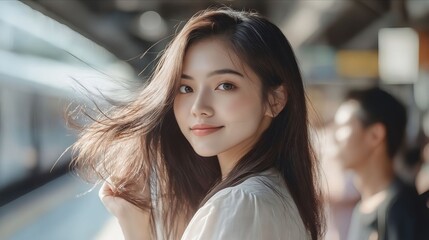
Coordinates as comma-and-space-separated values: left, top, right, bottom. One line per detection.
346, 87, 407, 158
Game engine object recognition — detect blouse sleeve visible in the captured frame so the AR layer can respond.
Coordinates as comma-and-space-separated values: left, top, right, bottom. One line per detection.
181, 188, 290, 240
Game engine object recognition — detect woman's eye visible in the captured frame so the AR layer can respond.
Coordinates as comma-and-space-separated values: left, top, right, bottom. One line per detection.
179, 85, 193, 93
216, 83, 236, 91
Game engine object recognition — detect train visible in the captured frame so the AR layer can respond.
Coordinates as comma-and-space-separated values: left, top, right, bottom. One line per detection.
0, 51, 78, 205
0, 0, 136, 206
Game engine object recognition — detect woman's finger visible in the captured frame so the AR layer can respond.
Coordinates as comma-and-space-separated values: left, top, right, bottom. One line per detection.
99, 181, 114, 201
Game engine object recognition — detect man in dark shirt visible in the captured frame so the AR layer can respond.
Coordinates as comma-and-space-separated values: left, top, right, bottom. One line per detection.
331, 87, 428, 240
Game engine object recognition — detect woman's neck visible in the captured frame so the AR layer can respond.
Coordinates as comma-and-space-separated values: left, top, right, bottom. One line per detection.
217, 135, 259, 178
217, 150, 244, 179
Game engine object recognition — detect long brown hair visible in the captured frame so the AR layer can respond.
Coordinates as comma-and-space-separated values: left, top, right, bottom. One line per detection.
71, 7, 325, 240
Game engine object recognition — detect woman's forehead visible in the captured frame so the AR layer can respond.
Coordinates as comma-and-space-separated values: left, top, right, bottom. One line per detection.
182, 37, 259, 82
184, 39, 239, 68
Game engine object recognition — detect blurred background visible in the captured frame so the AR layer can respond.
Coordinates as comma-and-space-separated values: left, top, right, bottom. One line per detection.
0, 0, 428, 239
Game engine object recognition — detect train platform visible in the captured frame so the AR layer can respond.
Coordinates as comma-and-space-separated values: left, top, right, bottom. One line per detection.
0, 173, 123, 240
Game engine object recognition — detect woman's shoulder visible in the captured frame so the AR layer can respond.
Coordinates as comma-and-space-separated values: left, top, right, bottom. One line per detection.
204, 168, 303, 224
209, 168, 290, 203
181, 168, 309, 240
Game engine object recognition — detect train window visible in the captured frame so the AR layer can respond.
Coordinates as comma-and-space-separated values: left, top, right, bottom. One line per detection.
0, 85, 37, 189
35, 94, 76, 173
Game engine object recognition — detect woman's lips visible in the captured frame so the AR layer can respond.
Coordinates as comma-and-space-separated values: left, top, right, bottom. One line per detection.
190, 124, 224, 136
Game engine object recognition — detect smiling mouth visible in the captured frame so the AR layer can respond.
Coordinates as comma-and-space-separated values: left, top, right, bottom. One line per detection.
190, 126, 224, 136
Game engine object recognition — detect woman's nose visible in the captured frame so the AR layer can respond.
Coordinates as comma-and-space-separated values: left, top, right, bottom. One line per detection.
191, 91, 214, 117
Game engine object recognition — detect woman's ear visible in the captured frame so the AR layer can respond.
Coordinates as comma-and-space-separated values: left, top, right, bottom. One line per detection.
266, 85, 287, 118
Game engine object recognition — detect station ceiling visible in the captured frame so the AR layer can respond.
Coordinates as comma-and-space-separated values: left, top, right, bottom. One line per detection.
22, 0, 429, 71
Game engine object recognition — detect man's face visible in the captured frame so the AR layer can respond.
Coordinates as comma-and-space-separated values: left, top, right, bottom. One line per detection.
331, 100, 374, 170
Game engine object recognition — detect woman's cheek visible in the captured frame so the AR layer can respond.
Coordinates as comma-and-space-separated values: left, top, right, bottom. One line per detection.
223, 96, 259, 119
174, 98, 190, 126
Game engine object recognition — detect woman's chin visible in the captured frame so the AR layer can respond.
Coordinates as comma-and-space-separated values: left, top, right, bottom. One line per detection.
192, 148, 218, 157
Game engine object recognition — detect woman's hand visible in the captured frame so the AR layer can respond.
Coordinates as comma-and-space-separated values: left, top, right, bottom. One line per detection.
99, 181, 152, 240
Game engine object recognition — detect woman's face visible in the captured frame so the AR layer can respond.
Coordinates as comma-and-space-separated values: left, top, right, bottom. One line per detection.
173, 38, 272, 160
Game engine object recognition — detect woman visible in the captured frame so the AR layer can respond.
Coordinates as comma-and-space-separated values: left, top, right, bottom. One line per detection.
72, 8, 325, 240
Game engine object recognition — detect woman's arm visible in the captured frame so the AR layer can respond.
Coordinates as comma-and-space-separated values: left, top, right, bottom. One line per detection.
99, 181, 152, 240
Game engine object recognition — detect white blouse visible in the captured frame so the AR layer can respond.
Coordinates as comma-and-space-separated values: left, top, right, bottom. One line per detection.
181, 168, 310, 240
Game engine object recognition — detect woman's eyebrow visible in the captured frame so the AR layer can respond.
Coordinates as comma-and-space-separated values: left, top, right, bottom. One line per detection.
208, 69, 244, 78
181, 68, 244, 80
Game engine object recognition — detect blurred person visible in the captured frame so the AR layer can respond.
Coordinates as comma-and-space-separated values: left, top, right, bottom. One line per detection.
416, 142, 429, 206
315, 125, 360, 240
397, 146, 424, 185
331, 87, 428, 240
70, 8, 325, 240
